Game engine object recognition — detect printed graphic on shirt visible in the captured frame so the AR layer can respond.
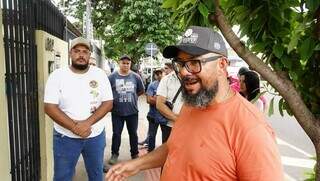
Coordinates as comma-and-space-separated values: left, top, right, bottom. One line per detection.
115, 79, 134, 103
89, 80, 99, 113
89, 80, 98, 88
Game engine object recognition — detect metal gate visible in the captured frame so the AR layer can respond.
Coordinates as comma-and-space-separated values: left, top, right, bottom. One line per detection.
2, 0, 40, 180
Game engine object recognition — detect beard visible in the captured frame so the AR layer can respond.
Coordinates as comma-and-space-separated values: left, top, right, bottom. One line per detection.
181, 76, 218, 108
72, 59, 89, 70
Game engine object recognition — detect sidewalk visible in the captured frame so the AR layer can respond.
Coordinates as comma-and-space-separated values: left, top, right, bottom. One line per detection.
73, 95, 161, 181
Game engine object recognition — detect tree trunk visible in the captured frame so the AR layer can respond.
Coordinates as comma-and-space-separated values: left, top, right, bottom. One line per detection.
212, 0, 320, 178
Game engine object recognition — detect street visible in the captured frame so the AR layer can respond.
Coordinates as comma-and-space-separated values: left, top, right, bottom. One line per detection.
74, 94, 315, 180
267, 95, 315, 180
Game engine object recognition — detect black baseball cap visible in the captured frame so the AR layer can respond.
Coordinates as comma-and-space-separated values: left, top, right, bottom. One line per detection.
163, 26, 227, 58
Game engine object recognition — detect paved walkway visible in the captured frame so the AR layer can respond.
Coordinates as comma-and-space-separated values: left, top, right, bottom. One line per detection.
73, 95, 161, 181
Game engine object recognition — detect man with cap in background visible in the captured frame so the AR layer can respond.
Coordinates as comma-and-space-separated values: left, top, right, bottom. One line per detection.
155, 61, 183, 144
138, 62, 177, 147
108, 55, 145, 165
106, 26, 283, 180
145, 68, 167, 152
44, 37, 113, 181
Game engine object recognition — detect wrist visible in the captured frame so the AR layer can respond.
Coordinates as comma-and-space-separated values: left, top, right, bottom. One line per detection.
86, 117, 95, 126
70, 122, 77, 132
132, 158, 144, 171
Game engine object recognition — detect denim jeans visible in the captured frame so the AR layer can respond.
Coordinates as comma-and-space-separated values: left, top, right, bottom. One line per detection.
111, 113, 139, 157
53, 129, 106, 181
147, 116, 172, 152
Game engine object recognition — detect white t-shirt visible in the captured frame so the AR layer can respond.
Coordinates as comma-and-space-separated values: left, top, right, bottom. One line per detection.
44, 66, 113, 138
156, 72, 183, 127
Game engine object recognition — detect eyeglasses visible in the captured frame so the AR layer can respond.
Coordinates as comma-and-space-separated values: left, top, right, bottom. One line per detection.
172, 55, 222, 74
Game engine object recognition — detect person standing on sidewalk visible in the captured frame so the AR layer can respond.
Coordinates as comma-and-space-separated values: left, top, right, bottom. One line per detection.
106, 26, 283, 180
145, 68, 167, 152
44, 37, 113, 181
108, 55, 145, 165
139, 62, 179, 146
156, 62, 183, 142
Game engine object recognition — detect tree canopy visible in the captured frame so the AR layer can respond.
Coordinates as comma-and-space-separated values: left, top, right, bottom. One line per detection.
62, 0, 180, 63
104, 0, 180, 62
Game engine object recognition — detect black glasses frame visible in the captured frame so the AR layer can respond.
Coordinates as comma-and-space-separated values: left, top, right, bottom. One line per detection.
172, 55, 222, 74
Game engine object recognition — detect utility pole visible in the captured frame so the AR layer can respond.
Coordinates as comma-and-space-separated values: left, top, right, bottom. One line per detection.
59, 0, 68, 41
84, 0, 93, 40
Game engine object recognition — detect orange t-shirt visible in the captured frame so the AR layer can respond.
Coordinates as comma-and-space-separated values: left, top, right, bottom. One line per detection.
161, 93, 283, 181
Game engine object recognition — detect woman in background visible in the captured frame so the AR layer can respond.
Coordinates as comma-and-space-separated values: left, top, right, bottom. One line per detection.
239, 71, 264, 112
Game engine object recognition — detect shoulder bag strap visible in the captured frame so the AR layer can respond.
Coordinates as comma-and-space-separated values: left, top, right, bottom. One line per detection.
172, 86, 182, 104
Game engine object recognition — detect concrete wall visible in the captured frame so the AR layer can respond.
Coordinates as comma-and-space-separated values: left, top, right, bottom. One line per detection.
0, 9, 12, 181
36, 30, 68, 181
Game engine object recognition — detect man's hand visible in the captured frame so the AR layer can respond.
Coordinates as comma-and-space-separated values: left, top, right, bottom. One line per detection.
105, 160, 140, 181
71, 121, 92, 138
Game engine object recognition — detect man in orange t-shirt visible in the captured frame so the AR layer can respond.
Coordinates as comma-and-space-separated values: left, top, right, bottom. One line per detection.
106, 26, 283, 181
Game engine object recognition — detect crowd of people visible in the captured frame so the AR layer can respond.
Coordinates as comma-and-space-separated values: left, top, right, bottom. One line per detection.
44, 26, 283, 181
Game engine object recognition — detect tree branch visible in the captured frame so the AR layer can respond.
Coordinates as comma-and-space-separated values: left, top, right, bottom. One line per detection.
212, 1, 320, 144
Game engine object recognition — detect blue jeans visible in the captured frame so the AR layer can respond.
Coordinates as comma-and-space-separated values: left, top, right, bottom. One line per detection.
111, 113, 139, 157
53, 129, 106, 181
147, 116, 172, 152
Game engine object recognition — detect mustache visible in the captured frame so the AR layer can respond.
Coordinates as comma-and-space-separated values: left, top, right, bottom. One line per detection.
76, 58, 85, 61
181, 76, 199, 84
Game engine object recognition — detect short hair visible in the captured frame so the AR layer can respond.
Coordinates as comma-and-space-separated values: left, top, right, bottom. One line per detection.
164, 62, 173, 69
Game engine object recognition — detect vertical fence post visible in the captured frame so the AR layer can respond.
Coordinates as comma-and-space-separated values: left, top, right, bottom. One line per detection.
0, 8, 12, 181
2, 0, 40, 180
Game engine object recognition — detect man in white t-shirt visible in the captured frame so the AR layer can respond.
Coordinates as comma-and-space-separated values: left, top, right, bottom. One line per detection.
44, 37, 113, 181
156, 62, 183, 142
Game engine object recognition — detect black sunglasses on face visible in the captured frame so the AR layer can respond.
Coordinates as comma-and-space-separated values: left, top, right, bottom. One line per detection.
172, 55, 222, 74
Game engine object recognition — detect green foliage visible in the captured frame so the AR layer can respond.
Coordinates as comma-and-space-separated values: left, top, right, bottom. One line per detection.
60, 0, 180, 63
268, 97, 275, 117
105, 0, 181, 62
60, 0, 125, 38
163, 0, 320, 117
304, 157, 316, 181
224, 0, 320, 116
162, 0, 215, 29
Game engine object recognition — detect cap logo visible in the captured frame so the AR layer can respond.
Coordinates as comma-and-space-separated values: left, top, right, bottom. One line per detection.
181, 29, 198, 44
184, 29, 193, 37
214, 42, 221, 50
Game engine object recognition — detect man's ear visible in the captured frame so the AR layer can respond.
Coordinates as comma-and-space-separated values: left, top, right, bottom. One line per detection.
217, 57, 227, 69
217, 57, 228, 75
